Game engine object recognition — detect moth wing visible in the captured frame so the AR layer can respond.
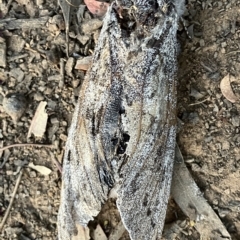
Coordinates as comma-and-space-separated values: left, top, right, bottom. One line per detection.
117, 122, 176, 240
57, 12, 118, 239
116, 12, 178, 240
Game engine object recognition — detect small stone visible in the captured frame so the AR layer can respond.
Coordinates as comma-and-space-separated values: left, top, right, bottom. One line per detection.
2, 93, 27, 122
221, 48, 226, 54
50, 117, 59, 124
81, 19, 103, 34
218, 208, 230, 218
188, 112, 199, 124
222, 141, 230, 150
62, 121, 67, 126
60, 134, 68, 141
190, 87, 205, 100
42, 59, 48, 70
47, 100, 57, 110
72, 79, 80, 88
36, 0, 45, 6
45, 87, 53, 95
34, 92, 44, 101
51, 15, 65, 31
77, 34, 90, 45
232, 115, 239, 127
46, 45, 63, 65
0, 186, 3, 193
10, 68, 24, 82
8, 35, 25, 53
212, 199, 218, 205
199, 39, 205, 47
6, 170, 13, 175
30, 170, 37, 178
65, 57, 75, 77
75, 56, 92, 71
221, 42, 227, 48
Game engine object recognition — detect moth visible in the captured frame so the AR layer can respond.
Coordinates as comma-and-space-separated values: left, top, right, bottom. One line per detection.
58, 0, 185, 239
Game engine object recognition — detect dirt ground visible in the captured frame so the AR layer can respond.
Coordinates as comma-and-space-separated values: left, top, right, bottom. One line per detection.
0, 0, 240, 239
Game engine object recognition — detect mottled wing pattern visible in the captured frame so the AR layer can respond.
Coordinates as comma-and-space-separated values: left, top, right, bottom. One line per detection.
57, 12, 121, 239
116, 3, 179, 239
58, 0, 183, 239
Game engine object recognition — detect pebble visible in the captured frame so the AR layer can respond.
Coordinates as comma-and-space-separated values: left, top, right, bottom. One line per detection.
218, 208, 230, 218
8, 35, 25, 53
190, 87, 205, 100
10, 68, 25, 82
199, 39, 205, 47
2, 93, 28, 122
231, 115, 239, 127
188, 112, 199, 124
65, 57, 75, 77
60, 134, 68, 141
34, 92, 44, 101
46, 45, 63, 65
72, 79, 80, 88
50, 117, 59, 124
81, 18, 103, 34
77, 34, 90, 45
6, 170, 13, 175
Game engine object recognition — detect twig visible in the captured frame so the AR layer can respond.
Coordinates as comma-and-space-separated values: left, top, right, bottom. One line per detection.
189, 97, 209, 106
0, 169, 23, 232
0, 16, 49, 30
226, 50, 240, 56
0, 141, 3, 159
0, 144, 62, 173
0, 143, 55, 152
59, 58, 65, 88
24, 46, 46, 59
49, 151, 63, 173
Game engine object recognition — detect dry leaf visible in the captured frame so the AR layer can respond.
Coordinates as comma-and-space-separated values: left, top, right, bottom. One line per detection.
92, 224, 107, 240
28, 162, 52, 175
220, 74, 238, 103
75, 56, 92, 71
72, 224, 90, 240
171, 145, 231, 239
84, 0, 109, 16
27, 101, 48, 138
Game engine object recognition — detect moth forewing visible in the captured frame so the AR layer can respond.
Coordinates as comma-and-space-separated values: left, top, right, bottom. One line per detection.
58, 0, 183, 239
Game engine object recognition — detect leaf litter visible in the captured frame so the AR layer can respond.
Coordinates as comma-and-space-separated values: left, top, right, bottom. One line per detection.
27, 101, 48, 138
28, 162, 52, 176
220, 74, 238, 103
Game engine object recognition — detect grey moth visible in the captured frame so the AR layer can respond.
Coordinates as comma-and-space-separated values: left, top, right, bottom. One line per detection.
58, 0, 185, 239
